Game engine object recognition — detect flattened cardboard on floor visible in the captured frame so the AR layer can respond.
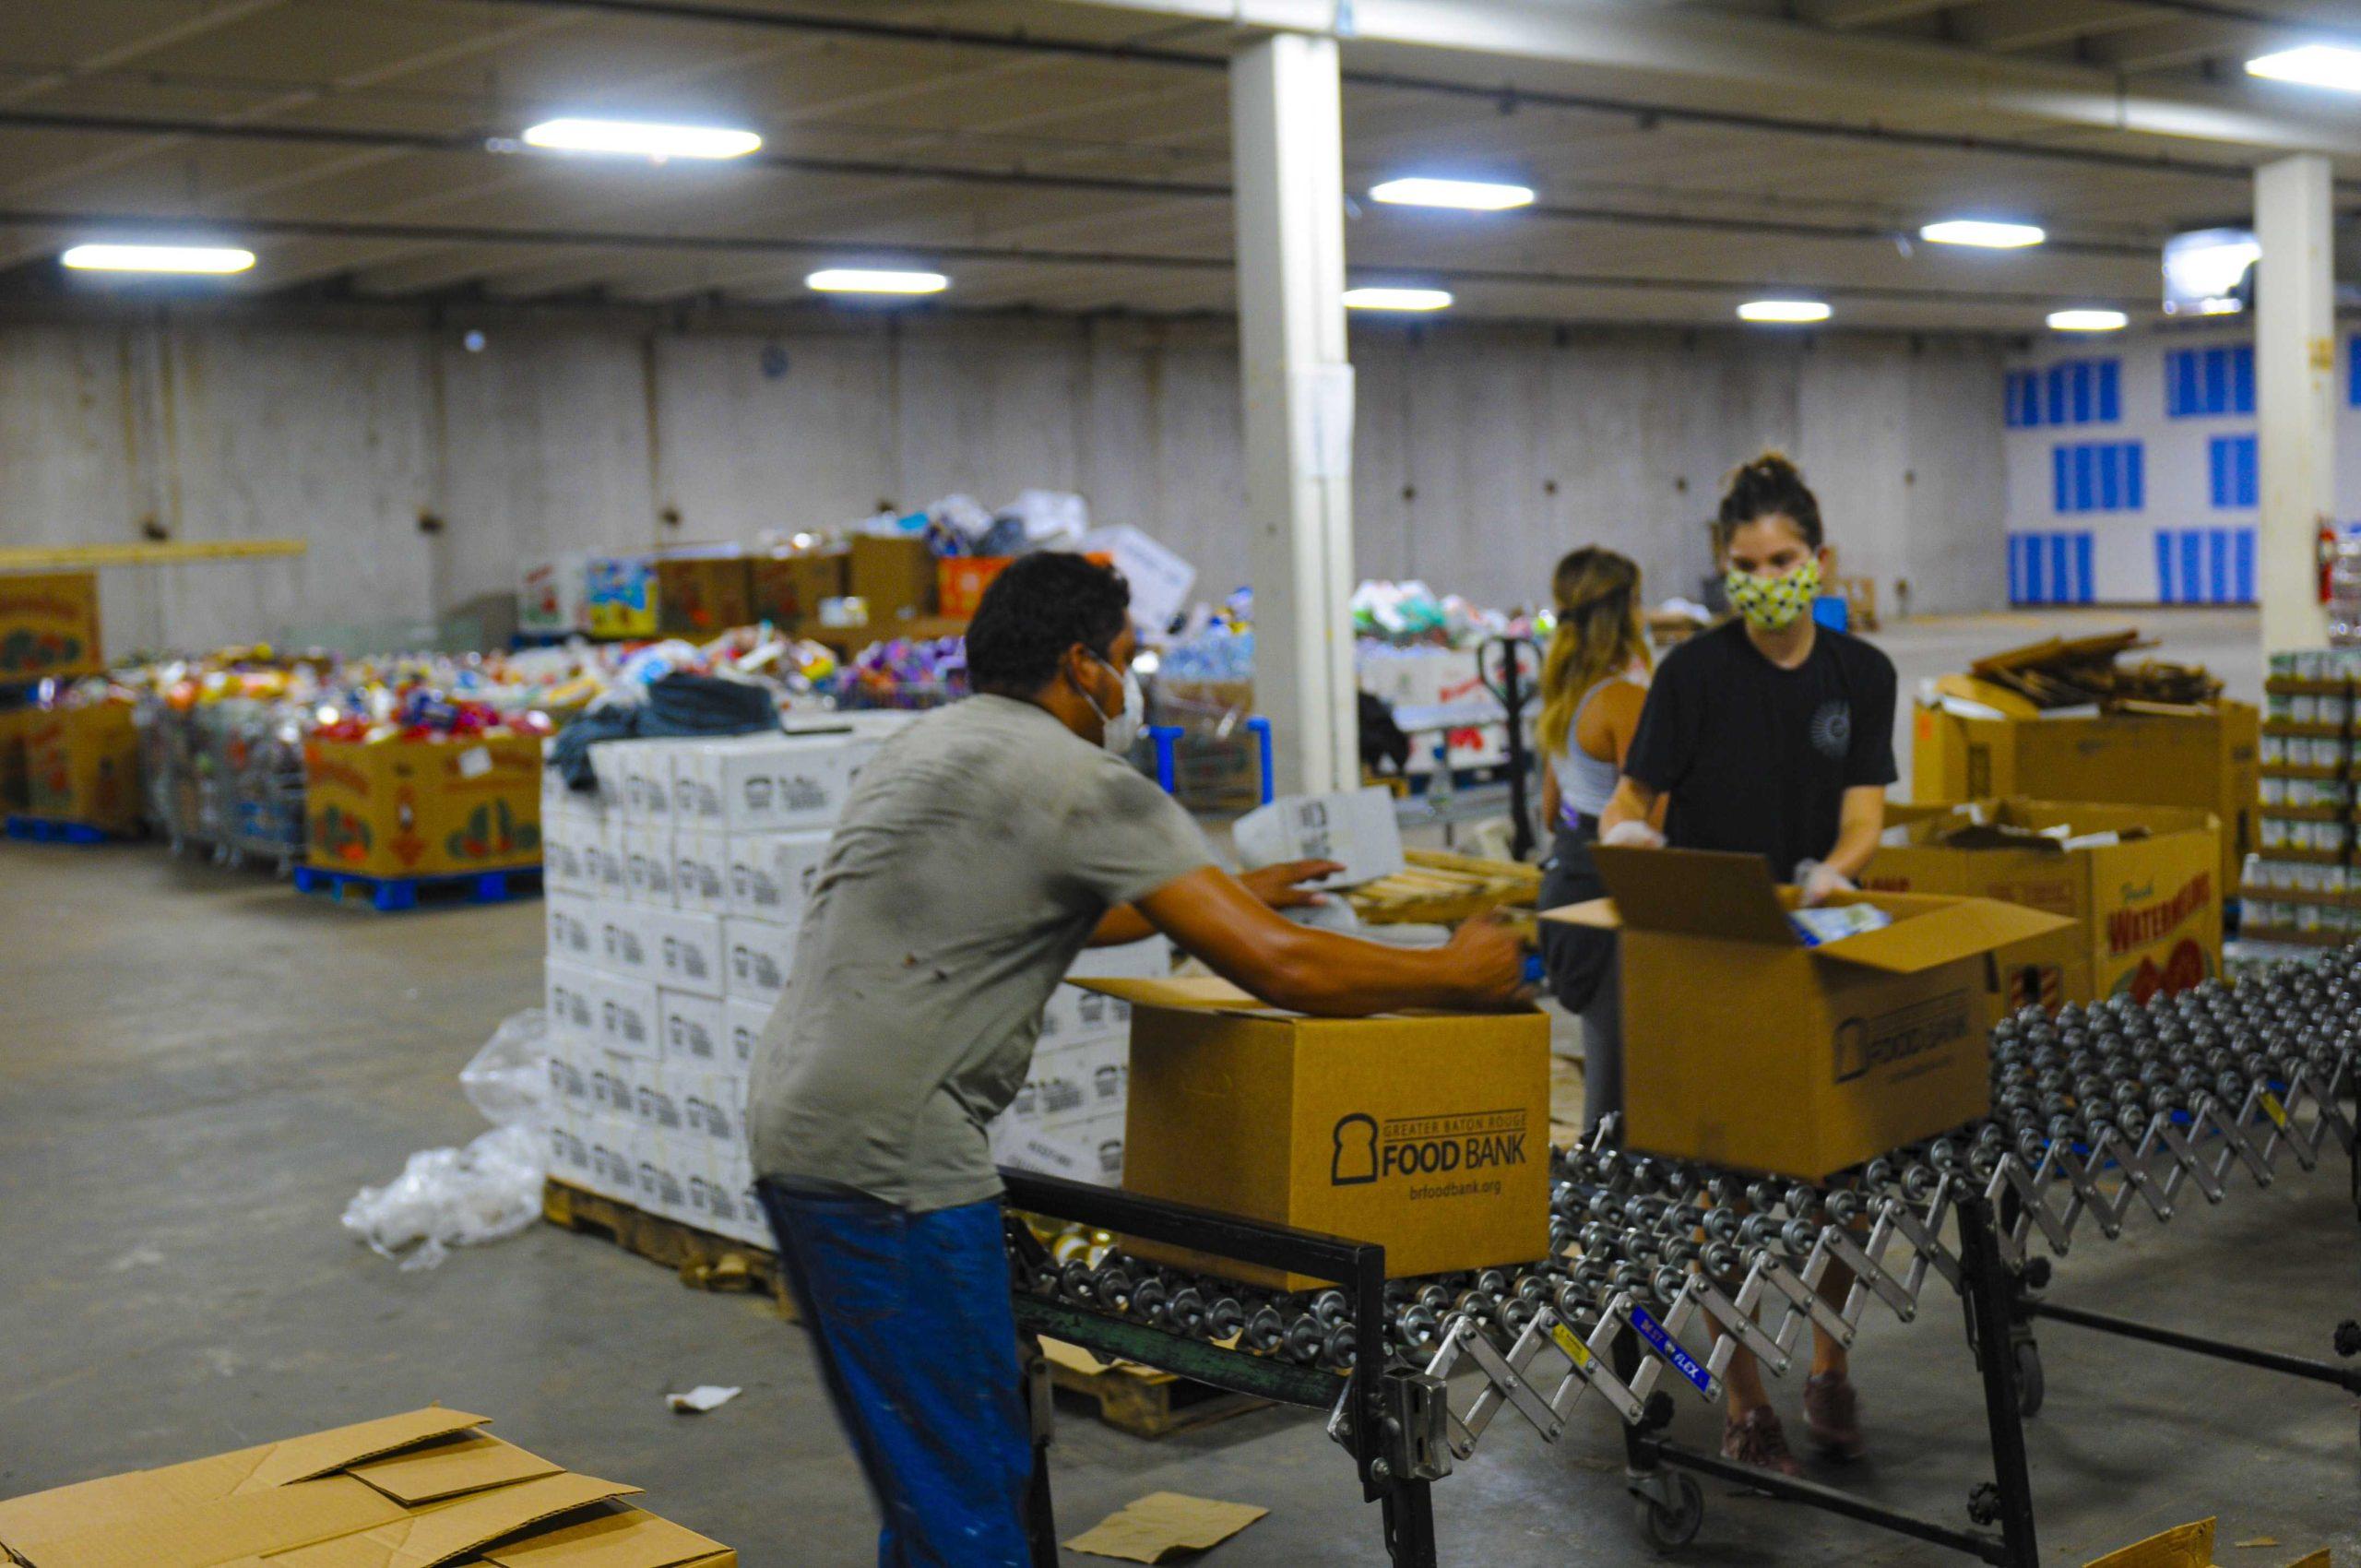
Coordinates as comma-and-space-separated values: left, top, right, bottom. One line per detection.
0, 1408, 728, 1568
1547, 848, 2072, 1182
1081, 976, 1550, 1291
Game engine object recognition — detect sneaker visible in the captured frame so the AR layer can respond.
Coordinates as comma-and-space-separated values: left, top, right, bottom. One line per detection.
1719, 1404, 1801, 1478
1803, 1371, 1866, 1460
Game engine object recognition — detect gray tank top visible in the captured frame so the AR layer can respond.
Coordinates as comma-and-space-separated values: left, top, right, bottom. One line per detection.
1560, 676, 1641, 822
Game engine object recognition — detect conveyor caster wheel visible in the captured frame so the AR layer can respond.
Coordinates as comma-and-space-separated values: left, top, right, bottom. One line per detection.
1631, 1473, 1703, 1552
2011, 1342, 2045, 1419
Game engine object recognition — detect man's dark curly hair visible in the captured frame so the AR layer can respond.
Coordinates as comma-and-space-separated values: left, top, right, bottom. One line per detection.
965, 552, 1133, 697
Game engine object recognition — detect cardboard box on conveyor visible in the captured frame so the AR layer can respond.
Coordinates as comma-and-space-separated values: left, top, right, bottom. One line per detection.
0, 1406, 734, 1568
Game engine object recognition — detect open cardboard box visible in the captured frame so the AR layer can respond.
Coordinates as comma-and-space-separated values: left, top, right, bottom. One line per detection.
2084, 1517, 2328, 1568
0, 1407, 733, 1568
1546, 847, 2072, 1182
1869, 798, 2221, 1005
1077, 975, 1551, 1291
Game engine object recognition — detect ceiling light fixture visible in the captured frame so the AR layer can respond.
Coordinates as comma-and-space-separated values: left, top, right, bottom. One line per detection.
2047, 308, 2129, 332
1738, 299, 1831, 324
806, 268, 949, 295
1370, 177, 1536, 211
1920, 219, 2047, 249
61, 243, 254, 274
520, 118, 762, 160
1343, 287, 1454, 312
2247, 42, 2361, 91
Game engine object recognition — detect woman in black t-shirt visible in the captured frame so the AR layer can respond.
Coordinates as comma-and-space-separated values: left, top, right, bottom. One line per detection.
1599, 451, 1897, 1478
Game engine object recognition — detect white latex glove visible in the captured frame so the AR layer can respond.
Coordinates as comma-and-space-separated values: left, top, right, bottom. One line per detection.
1601, 819, 1667, 849
1797, 859, 1855, 908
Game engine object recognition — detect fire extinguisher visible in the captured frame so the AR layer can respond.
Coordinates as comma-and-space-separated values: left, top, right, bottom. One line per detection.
2319, 521, 2338, 604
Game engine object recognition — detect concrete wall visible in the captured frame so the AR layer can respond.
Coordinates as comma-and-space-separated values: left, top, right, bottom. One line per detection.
0, 308, 2010, 655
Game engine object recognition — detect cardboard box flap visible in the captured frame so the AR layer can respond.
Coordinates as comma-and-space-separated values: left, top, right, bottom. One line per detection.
1591, 847, 1796, 944
29, 1476, 409, 1568
481, 1507, 733, 1568
1537, 897, 1619, 931
238, 1410, 492, 1495
1809, 897, 2075, 974
266, 1473, 640, 1568
348, 1437, 562, 1506
1069, 975, 1294, 1018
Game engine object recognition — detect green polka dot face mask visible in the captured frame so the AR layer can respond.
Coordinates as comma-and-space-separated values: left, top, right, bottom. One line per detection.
1725, 556, 1821, 632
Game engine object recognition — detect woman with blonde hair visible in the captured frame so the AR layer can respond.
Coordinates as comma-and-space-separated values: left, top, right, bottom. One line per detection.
1532, 546, 1653, 1135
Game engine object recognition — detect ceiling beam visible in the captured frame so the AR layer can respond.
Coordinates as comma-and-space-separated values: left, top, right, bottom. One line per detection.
1952, 0, 2168, 53
2085, 16, 2256, 72
1054, 0, 2361, 156
1795, 0, 1958, 27
0, 0, 293, 108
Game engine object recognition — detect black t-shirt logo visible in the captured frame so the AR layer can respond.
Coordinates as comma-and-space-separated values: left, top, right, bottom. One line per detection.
1809, 700, 1852, 760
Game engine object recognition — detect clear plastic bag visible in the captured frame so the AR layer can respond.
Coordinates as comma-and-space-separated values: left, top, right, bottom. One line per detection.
343, 1010, 552, 1271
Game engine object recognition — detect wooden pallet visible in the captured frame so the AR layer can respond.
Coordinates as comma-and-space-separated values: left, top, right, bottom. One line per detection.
1038, 1339, 1271, 1439
1347, 848, 1541, 928
541, 1180, 795, 1312
5, 814, 140, 845
293, 861, 542, 912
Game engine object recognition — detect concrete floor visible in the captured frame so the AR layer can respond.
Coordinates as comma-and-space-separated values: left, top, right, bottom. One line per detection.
4, 609, 2355, 1568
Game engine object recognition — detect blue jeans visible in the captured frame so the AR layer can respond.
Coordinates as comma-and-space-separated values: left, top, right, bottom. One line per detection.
757, 1182, 1035, 1568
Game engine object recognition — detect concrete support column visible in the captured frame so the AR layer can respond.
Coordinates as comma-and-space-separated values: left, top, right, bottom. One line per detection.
1230, 30, 1356, 797
2255, 154, 2336, 652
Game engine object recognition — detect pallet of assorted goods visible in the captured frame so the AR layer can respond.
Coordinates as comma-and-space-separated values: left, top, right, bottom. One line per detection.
2242, 648, 2361, 948
0, 1405, 736, 1568
6, 683, 144, 844
1912, 628, 2259, 897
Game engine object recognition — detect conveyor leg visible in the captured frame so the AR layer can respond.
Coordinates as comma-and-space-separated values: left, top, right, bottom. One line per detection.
1957, 1197, 2040, 1568
1381, 1480, 1439, 1568
1021, 1345, 1058, 1568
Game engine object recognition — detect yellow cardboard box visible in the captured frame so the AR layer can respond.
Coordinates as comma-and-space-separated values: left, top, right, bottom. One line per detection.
305, 733, 543, 879
0, 570, 101, 681
1548, 847, 2072, 1182
1081, 975, 1551, 1291
0, 1406, 735, 1568
656, 552, 752, 636
749, 551, 848, 626
1911, 699, 2258, 897
585, 555, 658, 639
1868, 799, 2222, 1005
25, 702, 141, 830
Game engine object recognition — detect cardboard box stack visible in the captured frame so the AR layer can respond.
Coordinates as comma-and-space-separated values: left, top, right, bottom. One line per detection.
2243, 650, 2361, 946
22, 699, 142, 832
538, 714, 1169, 1248
0, 1406, 735, 1568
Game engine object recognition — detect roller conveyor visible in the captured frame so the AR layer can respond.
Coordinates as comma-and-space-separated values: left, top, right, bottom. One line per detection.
1003, 954, 2361, 1567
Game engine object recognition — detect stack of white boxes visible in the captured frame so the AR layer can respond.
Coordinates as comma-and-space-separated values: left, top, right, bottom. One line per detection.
538, 723, 885, 1246
536, 710, 1169, 1247
986, 934, 1169, 1189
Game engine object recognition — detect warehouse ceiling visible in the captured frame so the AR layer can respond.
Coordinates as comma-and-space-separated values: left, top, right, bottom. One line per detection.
1, 0, 2358, 334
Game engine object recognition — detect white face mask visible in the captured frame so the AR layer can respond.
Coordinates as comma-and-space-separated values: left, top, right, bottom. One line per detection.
1084, 653, 1145, 756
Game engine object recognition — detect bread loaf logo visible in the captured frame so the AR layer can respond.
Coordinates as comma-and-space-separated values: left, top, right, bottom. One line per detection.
1833, 991, 1973, 1084
1329, 1110, 1529, 1186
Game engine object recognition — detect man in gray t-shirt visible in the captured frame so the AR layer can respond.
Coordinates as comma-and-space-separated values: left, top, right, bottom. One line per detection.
748, 553, 1526, 1568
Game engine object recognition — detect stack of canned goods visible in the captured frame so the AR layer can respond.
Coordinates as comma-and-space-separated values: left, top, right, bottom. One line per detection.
2248, 649, 2361, 943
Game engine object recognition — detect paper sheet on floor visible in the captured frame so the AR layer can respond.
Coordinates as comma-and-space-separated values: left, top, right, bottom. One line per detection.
1065, 1492, 1267, 1562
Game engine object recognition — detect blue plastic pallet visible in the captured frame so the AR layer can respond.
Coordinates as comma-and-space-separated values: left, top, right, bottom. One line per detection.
5, 814, 133, 846
291, 862, 543, 912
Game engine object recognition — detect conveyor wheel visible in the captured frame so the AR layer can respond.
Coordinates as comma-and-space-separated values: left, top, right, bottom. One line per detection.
1632, 1472, 1703, 1552
2012, 1341, 2045, 1419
